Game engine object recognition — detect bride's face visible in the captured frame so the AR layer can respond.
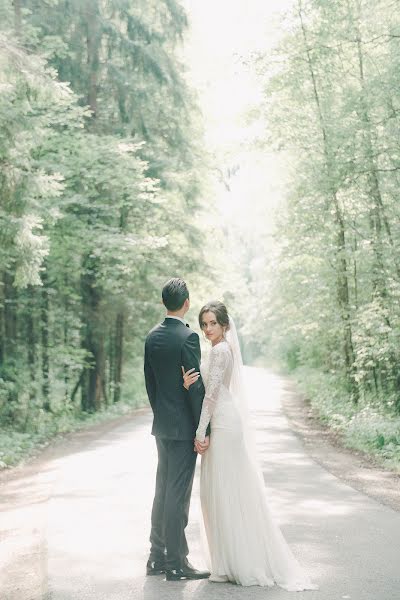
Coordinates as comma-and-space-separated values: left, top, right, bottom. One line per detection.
200, 311, 224, 345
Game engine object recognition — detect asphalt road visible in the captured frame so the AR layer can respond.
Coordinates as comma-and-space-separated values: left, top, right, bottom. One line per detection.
1, 367, 400, 600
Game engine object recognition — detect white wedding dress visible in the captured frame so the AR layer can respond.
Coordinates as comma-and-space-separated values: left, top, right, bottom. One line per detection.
196, 334, 318, 590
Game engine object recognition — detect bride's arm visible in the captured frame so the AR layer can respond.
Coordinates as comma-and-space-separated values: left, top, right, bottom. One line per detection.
196, 345, 230, 443
181, 332, 206, 430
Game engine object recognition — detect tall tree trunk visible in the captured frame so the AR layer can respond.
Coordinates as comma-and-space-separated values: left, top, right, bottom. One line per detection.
298, 0, 358, 401
84, 0, 101, 119
4, 270, 17, 358
0, 274, 5, 371
26, 290, 36, 401
3, 270, 18, 403
80, 255, 104, 412
112, 206, 128, 404
41, 269, 51, 411
23, 289, 37, 431
347, 0, 399, 391
108, 324, 114, 400
352, 229, 358, 310
113, 312, 124, 403
63, 316, 69, 403
352, 4, 386, 292
79, 1, 104, 412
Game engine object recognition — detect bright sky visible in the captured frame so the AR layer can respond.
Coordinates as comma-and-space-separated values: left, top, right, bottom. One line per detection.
180, 0, 297, 315
182, 0, 295, 236
183, 0, 294, 146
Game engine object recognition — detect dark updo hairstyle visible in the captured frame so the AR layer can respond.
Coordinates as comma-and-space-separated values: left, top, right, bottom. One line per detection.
162, 277, 189, 311
198, 300, 230, 331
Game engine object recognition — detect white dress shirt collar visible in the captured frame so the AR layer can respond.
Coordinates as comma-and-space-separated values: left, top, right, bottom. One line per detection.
165, 315, 186, 325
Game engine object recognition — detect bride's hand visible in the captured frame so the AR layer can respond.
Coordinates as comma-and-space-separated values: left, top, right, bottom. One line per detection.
181, 366, 200, 390
194, 436, 209, 454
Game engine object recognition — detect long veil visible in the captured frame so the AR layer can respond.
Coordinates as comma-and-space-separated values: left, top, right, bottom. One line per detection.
225, 316, 264, 481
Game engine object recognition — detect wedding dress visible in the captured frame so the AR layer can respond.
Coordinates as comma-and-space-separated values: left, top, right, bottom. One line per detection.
196, 321, 318, 590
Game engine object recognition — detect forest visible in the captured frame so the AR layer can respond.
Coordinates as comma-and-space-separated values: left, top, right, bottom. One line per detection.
1, 0, 400, 469
249, 0, 400, 465
0, 0, 208, 462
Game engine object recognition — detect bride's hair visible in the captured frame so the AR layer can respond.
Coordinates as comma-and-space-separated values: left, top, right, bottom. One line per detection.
198, 300, 230, 330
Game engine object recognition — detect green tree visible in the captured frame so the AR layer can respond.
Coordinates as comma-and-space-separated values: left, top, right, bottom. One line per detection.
250, 0, 400, 409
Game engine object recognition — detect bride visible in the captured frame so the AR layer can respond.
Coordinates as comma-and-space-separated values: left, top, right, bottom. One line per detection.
182, 300, 318, 590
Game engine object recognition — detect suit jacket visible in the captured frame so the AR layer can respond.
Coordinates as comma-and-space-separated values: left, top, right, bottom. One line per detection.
144, 318, 208, 440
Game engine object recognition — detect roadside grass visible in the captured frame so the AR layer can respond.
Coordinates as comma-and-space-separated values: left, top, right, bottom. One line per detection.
293, 367, 400, 472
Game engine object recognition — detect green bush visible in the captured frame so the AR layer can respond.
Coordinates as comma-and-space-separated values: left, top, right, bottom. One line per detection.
295, 367, 400, 471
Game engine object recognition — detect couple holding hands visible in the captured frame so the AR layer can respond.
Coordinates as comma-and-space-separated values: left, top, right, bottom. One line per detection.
144, 278, 317, 590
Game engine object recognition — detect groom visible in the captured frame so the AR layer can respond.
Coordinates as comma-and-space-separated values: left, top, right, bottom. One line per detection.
144, 278, 210, 581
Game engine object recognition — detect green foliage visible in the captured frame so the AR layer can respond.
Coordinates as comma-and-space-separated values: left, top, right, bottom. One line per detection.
246, 0, 400, 413
296, 367, 400, 471
0, 0, 207, 448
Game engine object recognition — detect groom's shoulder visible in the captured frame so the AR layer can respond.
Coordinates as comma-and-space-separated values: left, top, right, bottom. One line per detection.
179, 323, 199, 342
187, 326, 199, 337
146, 321, 194, 339
146, 321, 163, 341
145, 321, 199, 346
164, 323, 199, 346
183, 327, 200, 345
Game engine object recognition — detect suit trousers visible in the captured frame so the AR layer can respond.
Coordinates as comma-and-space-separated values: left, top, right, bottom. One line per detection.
149, 437, 197, 569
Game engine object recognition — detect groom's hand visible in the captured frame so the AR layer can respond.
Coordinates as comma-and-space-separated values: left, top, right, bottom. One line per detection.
194, 436, 210, 455
182, 366, 200, 390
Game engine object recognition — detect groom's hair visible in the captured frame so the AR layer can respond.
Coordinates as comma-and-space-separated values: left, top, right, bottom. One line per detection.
162, 278, 189, 311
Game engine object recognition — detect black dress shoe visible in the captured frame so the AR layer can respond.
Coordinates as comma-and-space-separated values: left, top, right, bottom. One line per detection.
165, 569, 188, 581
146, 559, 166, 576
181, 563, 210, 579
182, 559, 210, 579
165, 565, 210, 581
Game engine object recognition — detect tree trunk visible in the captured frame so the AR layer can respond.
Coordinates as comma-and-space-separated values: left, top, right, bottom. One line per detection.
79, 2, 104, 412
298, 0, 358, 401
348, 0, 400, 284
26, 289, 36, 397
353, 229, 358, 310
0, 274, 5, 371
108, 324, 114, 400
85, 0, 101, 119
41, 269, 51, 411
2, 270, 18, 403
4, 270, 17, 358
113, 312, 124, 403
112, 206, 128, 404
80, 255, 104, 412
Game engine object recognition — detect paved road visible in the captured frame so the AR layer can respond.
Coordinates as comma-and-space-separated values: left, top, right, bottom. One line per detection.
1, 368, 400, 599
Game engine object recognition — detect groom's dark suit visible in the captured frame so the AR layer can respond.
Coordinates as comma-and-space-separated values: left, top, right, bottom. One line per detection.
144, 317, 208, 570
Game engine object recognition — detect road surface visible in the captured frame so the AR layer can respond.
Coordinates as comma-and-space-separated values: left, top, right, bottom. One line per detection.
1, 368, 400, 599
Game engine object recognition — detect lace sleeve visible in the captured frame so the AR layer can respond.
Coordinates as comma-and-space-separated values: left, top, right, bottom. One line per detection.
196, 344, 231, 442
